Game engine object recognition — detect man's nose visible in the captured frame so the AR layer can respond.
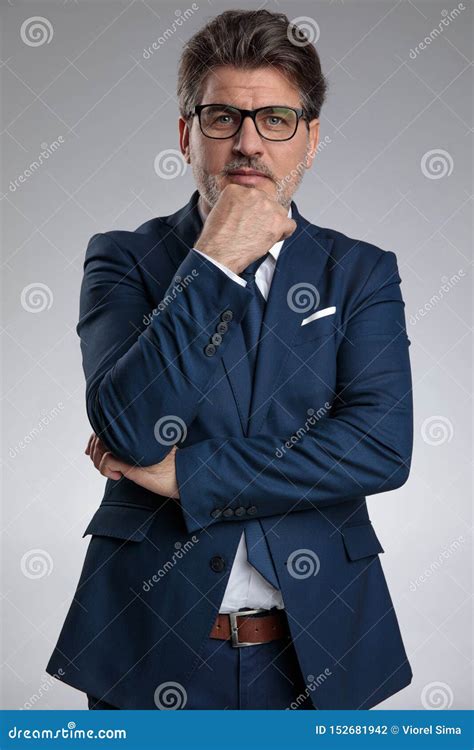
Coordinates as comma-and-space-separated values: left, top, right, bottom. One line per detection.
232, 116, 264, 157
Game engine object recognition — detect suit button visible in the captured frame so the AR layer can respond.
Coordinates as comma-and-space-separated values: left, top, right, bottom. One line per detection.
235, 506, 246, 517
211, 333, 223, 346
223, 508, 234, 517
204, 343, 216, 356
247, 505, 257, 515
210, 555, 225, 573
210, 508, 223, 519
216, 321, 228, 334
221, 309, 233, 322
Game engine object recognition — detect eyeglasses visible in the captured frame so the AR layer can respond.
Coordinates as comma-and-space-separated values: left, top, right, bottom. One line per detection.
190, 104, 307, 142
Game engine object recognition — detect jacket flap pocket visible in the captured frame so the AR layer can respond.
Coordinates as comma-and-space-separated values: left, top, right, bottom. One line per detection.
341, 522, 384, 561
82, 504, 157, 542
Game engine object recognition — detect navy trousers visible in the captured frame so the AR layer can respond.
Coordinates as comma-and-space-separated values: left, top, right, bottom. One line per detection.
88, 612, 315, 710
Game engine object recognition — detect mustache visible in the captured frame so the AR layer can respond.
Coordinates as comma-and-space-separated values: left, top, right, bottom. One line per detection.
222, 162, 274, 181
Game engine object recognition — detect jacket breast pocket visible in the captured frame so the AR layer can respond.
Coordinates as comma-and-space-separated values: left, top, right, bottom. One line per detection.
82, 503, 157, 542
291, 316, 340, 347
341, 522, 385, 561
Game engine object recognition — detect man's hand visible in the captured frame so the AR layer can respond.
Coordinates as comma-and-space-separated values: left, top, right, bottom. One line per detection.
85, 434, 180, 500
194, 184, 296, 274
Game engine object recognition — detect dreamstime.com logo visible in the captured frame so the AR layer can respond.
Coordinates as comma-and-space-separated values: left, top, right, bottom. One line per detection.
154, 149, 187, 180
21, 670, 65, 709
420, 148, 454, 180
287, 548, 321, 579
409, 535, 465, 592
142, 5, 199, 59
154, 415, 187, 446
287, 16, 320, 46
276, 136, 332, 191
421, 681, 454, 710
275, 403, 332, 458
154, 681, 187, 709
408, 4, 466, 59
143, 270, 199, 326
8, 137, 65, 193
409, 270, 465, 325
8, 721, 126, 741
286, 669, 332, 709
20, 548, 54, 579
9, 402, 65, 459
142, 536, 199, 591
21, 282, 53, 313
20, 16, 53, 46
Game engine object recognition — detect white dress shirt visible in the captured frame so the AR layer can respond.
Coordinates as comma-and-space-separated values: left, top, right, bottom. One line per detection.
193, 198, 292, 613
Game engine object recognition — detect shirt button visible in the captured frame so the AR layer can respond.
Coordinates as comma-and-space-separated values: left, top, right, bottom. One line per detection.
210, 556, 225, 573
221, 310, 233, 322
216, 321, 228, 334
247, 505, 258, 516
204, 343, 216, 356
210, 508, 223, 519
234, 506, 246, 517
211, 333, 223, 346
223, 508, 234, 517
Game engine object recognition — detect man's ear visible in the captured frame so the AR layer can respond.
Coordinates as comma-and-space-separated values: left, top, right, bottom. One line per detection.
305, 118, 320, 168
178, 117, 191, 164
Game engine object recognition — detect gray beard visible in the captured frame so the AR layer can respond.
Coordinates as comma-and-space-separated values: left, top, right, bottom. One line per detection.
191, 144, 311, 214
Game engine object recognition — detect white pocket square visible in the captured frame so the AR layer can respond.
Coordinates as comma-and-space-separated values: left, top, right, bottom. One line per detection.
301, 306, 336, 326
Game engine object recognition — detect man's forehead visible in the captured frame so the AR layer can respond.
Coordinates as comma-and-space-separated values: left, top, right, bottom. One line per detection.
200, 66, 300, 102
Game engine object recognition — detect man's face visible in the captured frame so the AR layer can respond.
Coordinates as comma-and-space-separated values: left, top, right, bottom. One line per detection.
179, 65, 319, 214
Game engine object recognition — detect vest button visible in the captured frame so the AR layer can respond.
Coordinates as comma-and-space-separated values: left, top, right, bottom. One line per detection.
210, 556, 225, 573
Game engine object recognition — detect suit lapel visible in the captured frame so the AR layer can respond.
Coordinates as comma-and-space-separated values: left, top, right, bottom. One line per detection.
161, 189, 203, 265
247, 208, 334, 436
220, 326, 253, 434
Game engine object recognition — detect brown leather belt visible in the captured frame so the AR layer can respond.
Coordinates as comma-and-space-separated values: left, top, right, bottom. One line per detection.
209, 607, 289, 648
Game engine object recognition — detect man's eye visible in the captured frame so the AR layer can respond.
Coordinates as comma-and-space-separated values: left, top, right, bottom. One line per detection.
211, 113, 237, 126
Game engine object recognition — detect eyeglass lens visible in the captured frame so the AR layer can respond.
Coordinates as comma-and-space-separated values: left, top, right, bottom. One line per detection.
200, 105, 298, 140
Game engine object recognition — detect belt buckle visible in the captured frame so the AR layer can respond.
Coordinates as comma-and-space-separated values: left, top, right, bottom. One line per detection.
229, 608, 268, 648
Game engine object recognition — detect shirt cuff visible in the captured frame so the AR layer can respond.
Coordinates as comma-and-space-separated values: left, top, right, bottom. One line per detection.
192, 247, 247, 287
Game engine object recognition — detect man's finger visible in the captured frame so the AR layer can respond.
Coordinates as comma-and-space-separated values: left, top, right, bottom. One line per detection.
99, 451, 125, 480
89, 435, 97, 463
85, 433, 95, 455
91, 437, 103, 469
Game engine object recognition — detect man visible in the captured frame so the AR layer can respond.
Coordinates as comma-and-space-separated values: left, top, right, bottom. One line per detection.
46, 9, 413, 710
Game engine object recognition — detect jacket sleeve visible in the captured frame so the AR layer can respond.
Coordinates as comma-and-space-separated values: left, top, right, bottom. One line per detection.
77, 232, 252, 466
175, 250, 413, 534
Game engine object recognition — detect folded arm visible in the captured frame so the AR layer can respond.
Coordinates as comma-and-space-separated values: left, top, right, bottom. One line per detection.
77, 232, 252, 466
175, 250, 413, 534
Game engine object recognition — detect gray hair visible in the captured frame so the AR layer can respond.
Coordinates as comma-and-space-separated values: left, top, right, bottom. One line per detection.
177, 9, 328, 123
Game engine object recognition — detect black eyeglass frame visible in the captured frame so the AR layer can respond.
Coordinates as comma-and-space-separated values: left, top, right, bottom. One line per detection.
189, 103, 308, 142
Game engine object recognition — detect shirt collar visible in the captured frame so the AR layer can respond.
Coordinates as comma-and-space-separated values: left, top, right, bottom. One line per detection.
197, 196, 292, 264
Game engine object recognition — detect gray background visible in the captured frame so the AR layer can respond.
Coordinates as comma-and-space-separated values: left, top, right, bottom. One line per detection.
1, 0, 472, 710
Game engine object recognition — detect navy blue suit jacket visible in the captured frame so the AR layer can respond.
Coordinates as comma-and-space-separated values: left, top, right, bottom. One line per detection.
46, 189, 414, 709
